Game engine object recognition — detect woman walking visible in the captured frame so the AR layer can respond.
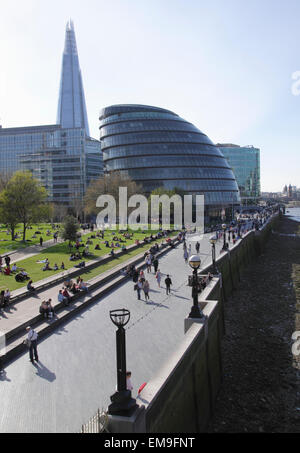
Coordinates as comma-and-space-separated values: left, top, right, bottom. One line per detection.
143, 280, 150, 301
156, 270, 162, 288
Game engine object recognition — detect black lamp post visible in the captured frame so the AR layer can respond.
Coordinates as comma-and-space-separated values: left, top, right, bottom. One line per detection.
188, 255, 204, 319
209, 235, 217, 273
222, 223, 227, 251
108, 309, 137, 416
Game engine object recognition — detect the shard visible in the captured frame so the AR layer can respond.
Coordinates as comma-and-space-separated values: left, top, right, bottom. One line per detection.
57, 20, 90, 136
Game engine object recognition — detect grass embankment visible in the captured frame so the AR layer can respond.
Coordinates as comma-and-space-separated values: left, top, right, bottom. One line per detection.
0, 223, 56, 254
0, 229, 177, 292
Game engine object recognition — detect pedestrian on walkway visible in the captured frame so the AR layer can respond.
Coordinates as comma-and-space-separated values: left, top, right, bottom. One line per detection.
4, 256, 10, 267
40, 237, 43, 247
136, 279, 143, 300
184, 249, 189, 263
143, 280, 150, 301
188, 244, 192, 256
196, 241, 200, 254
156, 270, 162, 288
145, 255, 152, 273
165, 275, 172, 295
153, 257, 159, 274
25, 326, 39, 363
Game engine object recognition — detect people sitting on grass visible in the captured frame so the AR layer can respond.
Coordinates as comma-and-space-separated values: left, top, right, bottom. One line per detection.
42, 261, 52, 271
4, 266, 11, 275
75, 261, 85, 269
61, 262, 65, 270
110, 249, 115, 257
95, 244, 100, 250
53, 263, 59, 271
11, 263, 18, 273
27, 280, 36, 293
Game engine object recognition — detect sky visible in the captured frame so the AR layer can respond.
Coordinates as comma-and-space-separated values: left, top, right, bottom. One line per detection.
0, 0, 299, 192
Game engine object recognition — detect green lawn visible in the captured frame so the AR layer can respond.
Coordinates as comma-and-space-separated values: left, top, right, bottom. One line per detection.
0, 223, 59, 255
0, 229, 177, 292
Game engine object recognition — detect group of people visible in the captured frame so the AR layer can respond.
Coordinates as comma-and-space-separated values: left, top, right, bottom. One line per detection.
57, 277, 89, 306
39, 299, 55, 319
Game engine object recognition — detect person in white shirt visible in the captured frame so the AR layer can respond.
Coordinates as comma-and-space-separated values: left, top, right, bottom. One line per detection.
126, 371, 133, 391
26, 326, 39, 363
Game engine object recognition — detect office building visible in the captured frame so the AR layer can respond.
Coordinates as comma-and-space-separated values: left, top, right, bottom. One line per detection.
217, 144, 261, 202
100, 104, 240, 218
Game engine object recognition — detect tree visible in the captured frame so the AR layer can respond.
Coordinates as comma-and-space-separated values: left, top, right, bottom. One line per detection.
84, 172, 144, 218
0, 190, 19, 240
60, 215, 79, 248
1, 171, 48, 241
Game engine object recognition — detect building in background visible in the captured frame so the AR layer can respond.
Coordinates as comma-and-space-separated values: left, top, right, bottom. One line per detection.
0, 20, 102, 207
100, 104, 240, 219
217, 144, 261, 203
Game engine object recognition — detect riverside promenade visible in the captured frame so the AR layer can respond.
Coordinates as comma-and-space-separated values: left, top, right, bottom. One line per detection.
0, 220, 259, 433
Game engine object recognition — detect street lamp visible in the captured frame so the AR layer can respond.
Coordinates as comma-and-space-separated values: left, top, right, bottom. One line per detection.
108, 309, 137, 416
222, 224, 227, 251
188, 255, 204, 319
209, 235, 217, 273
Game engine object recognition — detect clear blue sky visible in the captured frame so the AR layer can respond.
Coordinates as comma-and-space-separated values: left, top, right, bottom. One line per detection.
0, 0, 299, 192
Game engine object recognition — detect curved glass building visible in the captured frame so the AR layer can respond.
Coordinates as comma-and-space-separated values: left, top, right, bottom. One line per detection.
99, 104, 240, 216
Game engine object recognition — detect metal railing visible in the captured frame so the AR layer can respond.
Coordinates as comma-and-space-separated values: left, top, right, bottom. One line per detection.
80, 409, 110, 433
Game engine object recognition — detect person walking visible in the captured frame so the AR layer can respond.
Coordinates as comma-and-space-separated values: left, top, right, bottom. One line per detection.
156, 270, 162, 288
143, 280, 150, 301
195, 241, 200, 254
184, 248, 189, 264
188, 243, 192, 257
25, 326, 39, 363
40, 236, 43, 247
136, 279, 143, 300
145, 255, 152, 274
4, 256, 10, 268
153, 257, 159, 274
165, 275, 172, 295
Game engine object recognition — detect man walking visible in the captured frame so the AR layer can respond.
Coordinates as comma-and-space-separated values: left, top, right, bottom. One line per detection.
195, 241, 200, 254
26, 326, 39, 363
153, 257, 159, 274
165, 275, 172, 295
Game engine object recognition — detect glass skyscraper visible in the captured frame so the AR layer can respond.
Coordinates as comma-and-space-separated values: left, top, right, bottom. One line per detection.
0, 20, 102, 206
100, 104, 240, 217
217, 144, 261, 202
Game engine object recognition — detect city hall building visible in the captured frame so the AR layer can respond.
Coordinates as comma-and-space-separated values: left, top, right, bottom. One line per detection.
99, 104, 241, 219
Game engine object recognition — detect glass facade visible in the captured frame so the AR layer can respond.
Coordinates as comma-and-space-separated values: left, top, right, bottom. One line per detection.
57, 20, 90, 136
0, 125, 103, 205
99, 105, 240, 212
217, 144, 261, 201
0, 21, 103, 207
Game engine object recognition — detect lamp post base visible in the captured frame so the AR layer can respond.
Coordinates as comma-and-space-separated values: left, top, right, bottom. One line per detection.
188, 305, 204, 319
108, 390, 138, 417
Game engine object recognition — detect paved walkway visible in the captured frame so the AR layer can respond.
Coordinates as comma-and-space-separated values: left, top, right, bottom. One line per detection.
0, 232, 225, 433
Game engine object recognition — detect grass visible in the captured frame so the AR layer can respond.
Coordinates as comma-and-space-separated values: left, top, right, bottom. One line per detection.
0, 223, 57, 254
0, 229, 178, 292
